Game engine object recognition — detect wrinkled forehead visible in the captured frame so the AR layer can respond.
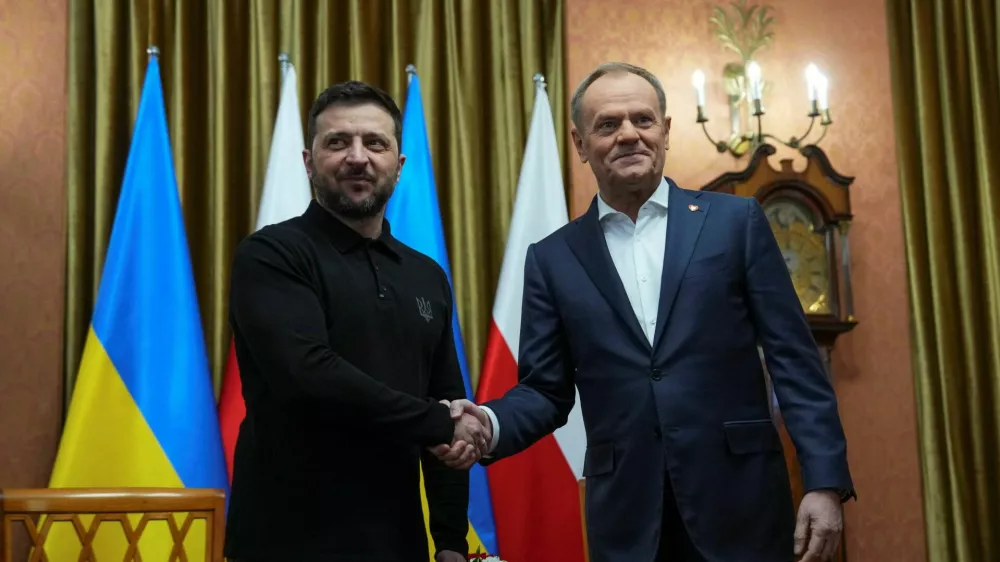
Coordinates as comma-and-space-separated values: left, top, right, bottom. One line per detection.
314, 102, 396, 139
581, 73, 661, 122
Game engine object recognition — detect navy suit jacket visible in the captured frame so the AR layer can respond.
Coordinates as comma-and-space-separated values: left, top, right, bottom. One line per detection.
483, 179, 854, 562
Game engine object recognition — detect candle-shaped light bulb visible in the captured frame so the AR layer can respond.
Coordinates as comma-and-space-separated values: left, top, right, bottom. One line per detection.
691, 69, 706, 106
746, 61, 762, 100
816, 72, 829, 110
806, 63, 821, 101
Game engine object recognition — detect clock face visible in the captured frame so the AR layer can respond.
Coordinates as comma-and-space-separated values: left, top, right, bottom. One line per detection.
764, 198, 831, 314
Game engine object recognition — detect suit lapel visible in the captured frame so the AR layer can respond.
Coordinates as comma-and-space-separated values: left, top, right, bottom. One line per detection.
566, 199, 651, 351
652, 183, 709, 349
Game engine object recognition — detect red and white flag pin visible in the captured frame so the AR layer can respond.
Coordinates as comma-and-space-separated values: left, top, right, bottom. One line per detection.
688, 204, 700, 212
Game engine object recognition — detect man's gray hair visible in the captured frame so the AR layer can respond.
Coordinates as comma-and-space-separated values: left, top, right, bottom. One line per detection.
570, 62, 667, 131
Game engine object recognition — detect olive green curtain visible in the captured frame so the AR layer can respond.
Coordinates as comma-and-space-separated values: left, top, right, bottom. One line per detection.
64, 0, 567, 400
886, 1, 1000, 560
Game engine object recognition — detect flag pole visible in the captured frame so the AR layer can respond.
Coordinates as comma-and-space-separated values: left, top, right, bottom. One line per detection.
278, 52, 291, 79
533, 72, 546, 90
405, 63, 416, 85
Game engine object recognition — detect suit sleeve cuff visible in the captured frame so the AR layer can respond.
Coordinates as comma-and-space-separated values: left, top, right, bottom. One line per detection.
801, 454, 854, 499
481, 405, 500, 455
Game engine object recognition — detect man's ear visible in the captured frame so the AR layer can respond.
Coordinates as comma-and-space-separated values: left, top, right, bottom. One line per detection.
302, 149, 313, 179
663, 115, 672, 151
570, 126, 588, 163
396, 154, 406, 183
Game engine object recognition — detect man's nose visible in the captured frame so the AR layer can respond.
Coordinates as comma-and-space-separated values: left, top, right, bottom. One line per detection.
617, 120, 639, 142
345, 138, 367, 163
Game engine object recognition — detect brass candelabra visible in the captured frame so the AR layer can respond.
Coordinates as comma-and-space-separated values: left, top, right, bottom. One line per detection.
691, 61, 833, 157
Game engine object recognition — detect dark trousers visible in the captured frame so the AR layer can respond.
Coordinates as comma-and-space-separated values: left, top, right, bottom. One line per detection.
656, 478, 705, 562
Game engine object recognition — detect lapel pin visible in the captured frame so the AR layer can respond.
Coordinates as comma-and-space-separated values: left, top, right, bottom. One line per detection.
688, 204, 700, 212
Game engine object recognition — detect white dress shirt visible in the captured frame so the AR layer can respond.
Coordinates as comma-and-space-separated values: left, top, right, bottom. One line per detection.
595, 177, 669, 344
481, 178, 670, 452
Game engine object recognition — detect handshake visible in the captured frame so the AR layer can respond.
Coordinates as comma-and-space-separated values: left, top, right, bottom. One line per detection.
428, 399, 492, 470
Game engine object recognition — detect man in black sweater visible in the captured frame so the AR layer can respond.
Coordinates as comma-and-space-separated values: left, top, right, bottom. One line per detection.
223, 80, 487, 562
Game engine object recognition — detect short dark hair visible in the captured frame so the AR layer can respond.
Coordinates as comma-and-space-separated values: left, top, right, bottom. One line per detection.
570, 62, 667, 131
306, 80, 403, 149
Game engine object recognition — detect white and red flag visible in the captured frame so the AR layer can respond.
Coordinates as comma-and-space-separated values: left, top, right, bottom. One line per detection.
476, 78, 587, 561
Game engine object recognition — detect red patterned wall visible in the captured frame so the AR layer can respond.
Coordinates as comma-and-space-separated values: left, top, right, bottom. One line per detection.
0, 0, 67, 487
565, 1, 926, 560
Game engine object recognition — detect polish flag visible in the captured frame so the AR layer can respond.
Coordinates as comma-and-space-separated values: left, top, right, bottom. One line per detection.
217, 57, 312, 481
476, 78, 587, 561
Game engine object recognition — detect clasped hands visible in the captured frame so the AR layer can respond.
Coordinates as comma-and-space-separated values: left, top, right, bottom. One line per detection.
428, 399, 490, 469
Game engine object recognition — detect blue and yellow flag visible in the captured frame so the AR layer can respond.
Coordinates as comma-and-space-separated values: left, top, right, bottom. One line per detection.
385, 68, 498, 558
46, 52, 228, 560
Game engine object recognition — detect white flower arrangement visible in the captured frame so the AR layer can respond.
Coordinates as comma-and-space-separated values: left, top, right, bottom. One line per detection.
467, 549, 506, 561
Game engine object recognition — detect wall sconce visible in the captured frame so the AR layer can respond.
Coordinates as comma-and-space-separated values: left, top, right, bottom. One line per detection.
693, 0, 834, 157
692, 61, 833, 157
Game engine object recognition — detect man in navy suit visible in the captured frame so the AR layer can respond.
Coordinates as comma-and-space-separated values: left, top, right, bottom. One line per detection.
432, 62, 855, 562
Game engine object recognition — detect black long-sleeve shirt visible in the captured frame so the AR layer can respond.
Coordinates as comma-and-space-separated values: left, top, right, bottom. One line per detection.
223, 200, 469, 561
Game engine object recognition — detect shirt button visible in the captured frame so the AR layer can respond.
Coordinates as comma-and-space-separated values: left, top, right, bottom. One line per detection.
640, 275, 647, 282
649, 318, 656, 325
651, 368, 662, 381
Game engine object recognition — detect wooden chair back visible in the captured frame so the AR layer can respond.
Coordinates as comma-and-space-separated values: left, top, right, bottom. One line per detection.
0, 487, 226, 562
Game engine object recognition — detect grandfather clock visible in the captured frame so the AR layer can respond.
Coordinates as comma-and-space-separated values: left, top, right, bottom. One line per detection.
700, 143, 856, 562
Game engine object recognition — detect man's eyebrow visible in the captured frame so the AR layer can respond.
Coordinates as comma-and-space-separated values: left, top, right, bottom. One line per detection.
321, 130, 390, 140
593, 108, 654, 121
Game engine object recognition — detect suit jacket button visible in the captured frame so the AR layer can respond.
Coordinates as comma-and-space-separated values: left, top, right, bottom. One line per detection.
654, 427, 662, 439
651, 368, 662, 381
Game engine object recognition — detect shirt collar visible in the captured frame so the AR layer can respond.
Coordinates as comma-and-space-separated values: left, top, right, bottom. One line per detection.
302, 200, 402, 261
596, 176, 670, 221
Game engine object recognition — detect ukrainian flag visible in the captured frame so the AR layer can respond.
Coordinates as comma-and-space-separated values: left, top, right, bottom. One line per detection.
45, 51, 228, 560
385, 66, 498, 558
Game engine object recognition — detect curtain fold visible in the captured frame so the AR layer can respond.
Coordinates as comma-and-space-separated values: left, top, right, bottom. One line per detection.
64, 0, 567, 402
885, 1, 1000, 560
